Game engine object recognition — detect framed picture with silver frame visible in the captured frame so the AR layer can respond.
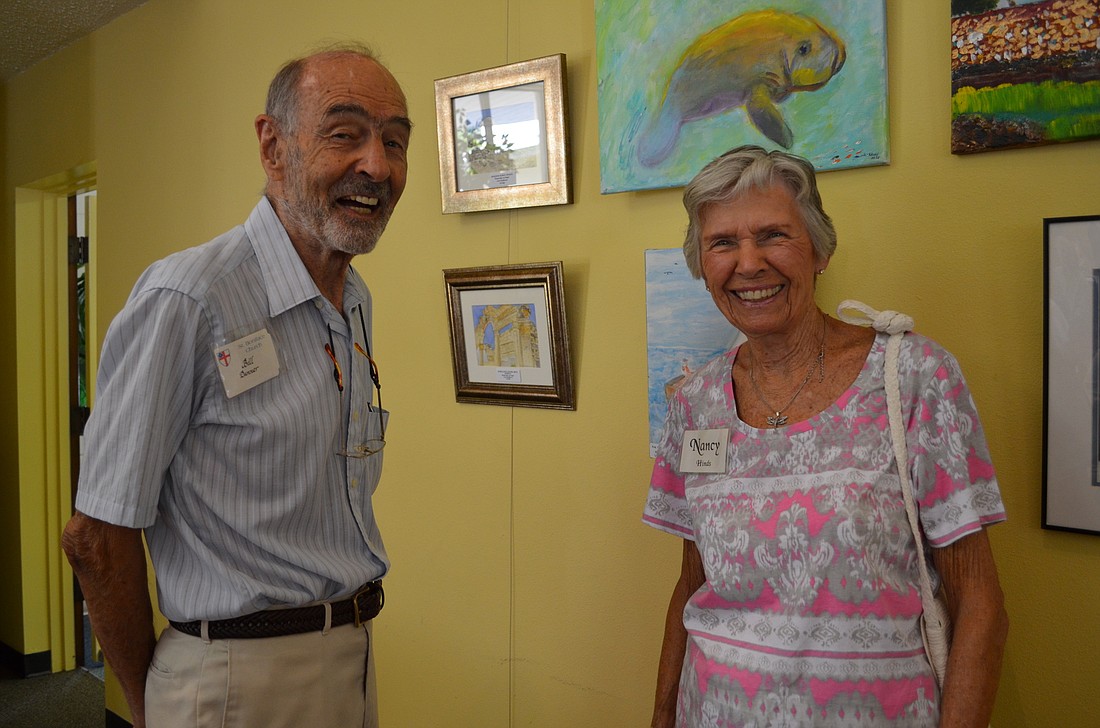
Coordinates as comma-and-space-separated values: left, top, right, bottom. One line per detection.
443, 261, 575, 410
1043, 214, 1100, 535
434, 54, 572, 214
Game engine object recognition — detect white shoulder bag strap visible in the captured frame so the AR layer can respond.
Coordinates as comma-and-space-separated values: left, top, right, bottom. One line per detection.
836, 300, 952, 688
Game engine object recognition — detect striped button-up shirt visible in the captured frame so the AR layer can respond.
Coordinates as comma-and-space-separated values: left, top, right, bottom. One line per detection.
76, 197, 389, 621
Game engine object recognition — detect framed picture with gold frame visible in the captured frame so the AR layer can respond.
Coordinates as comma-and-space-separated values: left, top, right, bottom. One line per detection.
443, 262, 575, 409
434, 54, 572, 214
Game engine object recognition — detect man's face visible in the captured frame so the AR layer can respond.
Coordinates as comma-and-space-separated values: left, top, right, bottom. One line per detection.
278, 54, 411, 256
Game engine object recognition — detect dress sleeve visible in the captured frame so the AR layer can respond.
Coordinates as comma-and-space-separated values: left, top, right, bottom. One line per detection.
643, 390, 696, 539
903, 337, 1007, 546
75, 285, 206, 528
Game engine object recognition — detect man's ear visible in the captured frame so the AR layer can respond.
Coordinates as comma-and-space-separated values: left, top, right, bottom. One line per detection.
256, 114, 285, 181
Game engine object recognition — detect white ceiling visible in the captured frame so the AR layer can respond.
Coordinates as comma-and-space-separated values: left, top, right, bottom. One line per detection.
0, 0, 148, 81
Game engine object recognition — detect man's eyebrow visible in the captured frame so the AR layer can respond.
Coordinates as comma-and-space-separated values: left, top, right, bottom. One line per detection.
324, 103, 413, 132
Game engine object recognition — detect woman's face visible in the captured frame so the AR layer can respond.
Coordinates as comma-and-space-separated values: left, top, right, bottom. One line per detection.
699, 183, 826, 340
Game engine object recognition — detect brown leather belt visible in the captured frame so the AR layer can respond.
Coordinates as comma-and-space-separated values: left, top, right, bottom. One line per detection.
170, 581, 383, 639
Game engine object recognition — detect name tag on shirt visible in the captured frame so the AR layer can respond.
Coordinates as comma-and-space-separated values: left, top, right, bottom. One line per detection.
679, 428, 728, 474
214, 329, 279, 398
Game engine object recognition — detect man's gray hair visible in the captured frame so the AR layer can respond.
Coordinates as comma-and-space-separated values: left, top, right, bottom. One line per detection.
264, 41, 383, 134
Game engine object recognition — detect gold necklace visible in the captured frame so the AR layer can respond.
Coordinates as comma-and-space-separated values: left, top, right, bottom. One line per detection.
746, 316, 826, 428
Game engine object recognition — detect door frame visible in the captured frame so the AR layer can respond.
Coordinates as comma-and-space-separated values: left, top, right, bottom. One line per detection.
14, 162, 98, 672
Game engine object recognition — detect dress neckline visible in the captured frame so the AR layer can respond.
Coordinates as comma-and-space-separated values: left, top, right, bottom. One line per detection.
728, 333, 884, 434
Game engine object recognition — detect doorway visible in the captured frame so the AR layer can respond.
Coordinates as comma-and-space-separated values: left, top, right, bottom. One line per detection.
12, 164, 98, 676
68, 191, 100, 677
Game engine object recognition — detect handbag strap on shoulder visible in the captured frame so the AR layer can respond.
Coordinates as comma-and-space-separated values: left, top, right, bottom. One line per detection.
835, 300, 936, 596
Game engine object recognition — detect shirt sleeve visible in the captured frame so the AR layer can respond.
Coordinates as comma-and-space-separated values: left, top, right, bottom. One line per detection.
75, 284, 207, 528
903, 337, 1007, 546
643, 390, 696, 539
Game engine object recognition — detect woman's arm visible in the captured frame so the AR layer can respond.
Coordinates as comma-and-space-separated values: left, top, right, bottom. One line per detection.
931, 528, 1008, 728
652, 539, 707, 728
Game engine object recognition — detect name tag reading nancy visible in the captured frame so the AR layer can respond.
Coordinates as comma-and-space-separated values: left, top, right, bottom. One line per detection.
679, 428, 729, 474
214, 329, 280, 398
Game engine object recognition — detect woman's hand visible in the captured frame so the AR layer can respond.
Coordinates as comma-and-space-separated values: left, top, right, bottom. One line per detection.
931, 528, 1009, 727
652, 539, 706, 727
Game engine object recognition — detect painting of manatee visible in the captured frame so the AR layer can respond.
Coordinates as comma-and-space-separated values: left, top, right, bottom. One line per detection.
638, 11, 847, 166
596, 0, 889, 193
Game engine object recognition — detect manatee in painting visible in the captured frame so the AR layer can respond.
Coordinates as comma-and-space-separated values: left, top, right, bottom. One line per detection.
637, 10, 846, 166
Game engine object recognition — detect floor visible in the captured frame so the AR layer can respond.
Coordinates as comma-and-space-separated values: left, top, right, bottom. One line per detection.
0, 613, 106, 727
0, 665, 105, 728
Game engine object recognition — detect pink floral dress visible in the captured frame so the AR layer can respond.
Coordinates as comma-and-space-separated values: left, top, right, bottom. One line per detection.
644, 333, 1006, 727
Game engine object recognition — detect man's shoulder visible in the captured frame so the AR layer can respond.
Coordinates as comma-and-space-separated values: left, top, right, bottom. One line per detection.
135, 223, 255, 300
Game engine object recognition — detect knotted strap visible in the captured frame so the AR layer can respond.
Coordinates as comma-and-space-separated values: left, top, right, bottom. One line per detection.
836, 299, 914, 335
836, 300, 952, 687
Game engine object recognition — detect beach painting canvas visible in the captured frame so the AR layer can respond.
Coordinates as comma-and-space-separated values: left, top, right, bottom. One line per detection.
951, 0, 1100, 153
645, 249, 744, 456
597, 0, 889, 194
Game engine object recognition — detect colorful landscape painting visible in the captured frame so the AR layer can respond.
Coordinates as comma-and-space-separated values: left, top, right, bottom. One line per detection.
951, 0, 1100, 153
645, 249, 743, 456
596, 0, 889, 194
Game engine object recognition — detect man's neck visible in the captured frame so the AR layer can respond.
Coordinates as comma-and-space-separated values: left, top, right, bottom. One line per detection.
268, 195, 355, 311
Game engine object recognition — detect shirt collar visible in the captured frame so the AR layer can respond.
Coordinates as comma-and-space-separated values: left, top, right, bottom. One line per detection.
244, 196, 368, 317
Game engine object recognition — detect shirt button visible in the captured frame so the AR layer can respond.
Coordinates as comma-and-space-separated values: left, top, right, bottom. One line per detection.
350, 478, 359, 489
352, 410, 360, 422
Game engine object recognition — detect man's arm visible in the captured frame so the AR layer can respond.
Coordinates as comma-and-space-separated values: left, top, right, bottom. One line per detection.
931, 528, 1009, 728
62, 511, 156, 728
652, 538, 706, 728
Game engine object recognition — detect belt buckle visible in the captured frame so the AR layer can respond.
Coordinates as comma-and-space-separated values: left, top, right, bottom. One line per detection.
352, 582, 376, 627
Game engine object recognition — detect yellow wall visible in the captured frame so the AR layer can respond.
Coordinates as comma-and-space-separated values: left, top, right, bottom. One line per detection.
0, 37, 96, 661
3, 0, 1099, 724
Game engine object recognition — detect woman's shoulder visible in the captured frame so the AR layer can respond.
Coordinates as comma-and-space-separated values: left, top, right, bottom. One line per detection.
896, 330, 958, 365
889, 331, 973, 401
674, 347, 736, 401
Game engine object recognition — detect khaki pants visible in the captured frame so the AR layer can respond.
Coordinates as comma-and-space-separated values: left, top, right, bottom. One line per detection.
146, 621, 377, 728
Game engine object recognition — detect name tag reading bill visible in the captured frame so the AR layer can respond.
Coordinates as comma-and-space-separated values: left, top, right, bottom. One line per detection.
214, 329, 279, 398
679, 428, 729, 474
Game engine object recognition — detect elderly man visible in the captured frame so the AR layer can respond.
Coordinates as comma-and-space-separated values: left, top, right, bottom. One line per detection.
62, 44, 410, 728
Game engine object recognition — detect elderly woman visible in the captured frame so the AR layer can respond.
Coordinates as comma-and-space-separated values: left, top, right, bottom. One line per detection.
644, 146, 1007, 727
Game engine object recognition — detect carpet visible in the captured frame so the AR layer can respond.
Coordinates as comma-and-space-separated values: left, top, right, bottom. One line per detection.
0, 668, 104, 728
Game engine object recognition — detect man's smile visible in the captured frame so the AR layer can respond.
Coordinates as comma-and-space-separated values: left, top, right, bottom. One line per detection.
335, 193, 386, 218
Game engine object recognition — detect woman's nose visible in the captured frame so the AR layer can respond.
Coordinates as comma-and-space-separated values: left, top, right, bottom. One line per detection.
735, 240, 767, 274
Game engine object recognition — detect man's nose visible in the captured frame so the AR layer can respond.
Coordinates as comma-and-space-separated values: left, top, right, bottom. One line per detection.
354, 136, 391, 181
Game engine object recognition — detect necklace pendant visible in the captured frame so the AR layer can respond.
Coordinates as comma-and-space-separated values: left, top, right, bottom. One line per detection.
766, 412, 788, 427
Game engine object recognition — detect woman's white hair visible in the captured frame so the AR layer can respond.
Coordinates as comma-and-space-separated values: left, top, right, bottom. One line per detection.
681, 145, 837, 278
